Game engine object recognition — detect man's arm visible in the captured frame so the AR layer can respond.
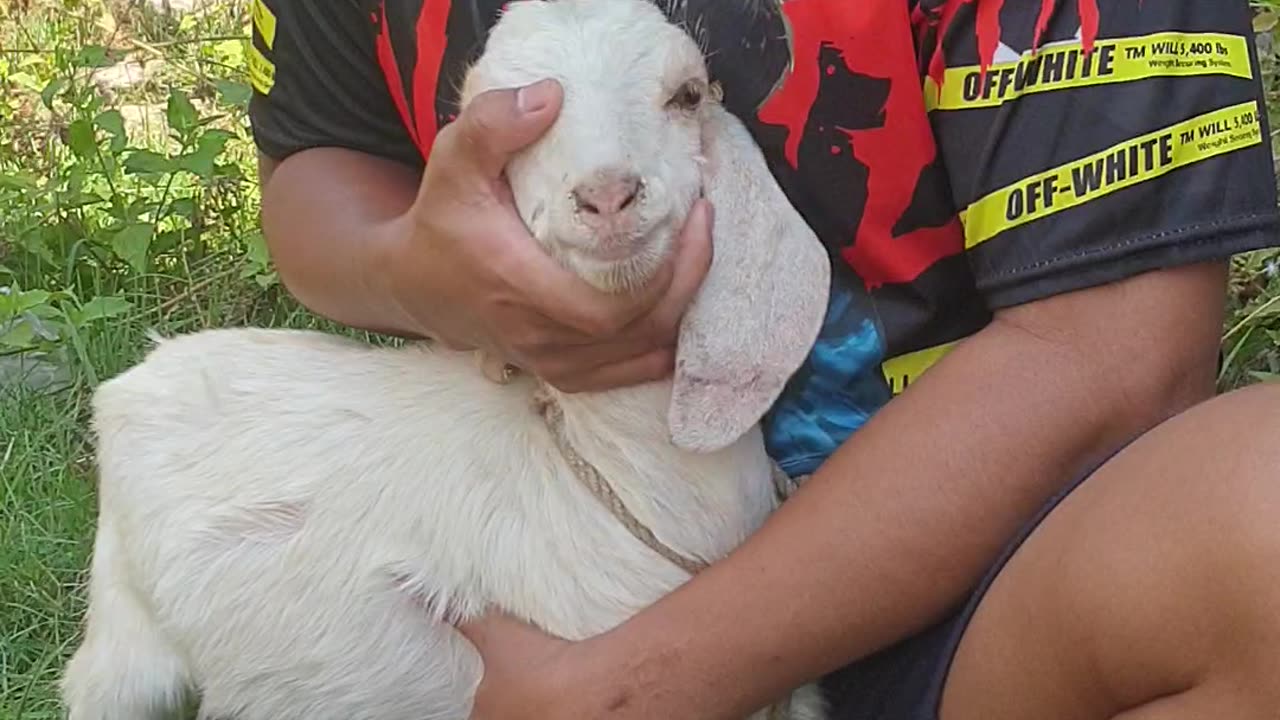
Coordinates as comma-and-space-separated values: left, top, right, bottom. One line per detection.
459, 6, 1279, 714
246, 0, 434, 338
257, 147, 426, 338
548, 259, 1226, 719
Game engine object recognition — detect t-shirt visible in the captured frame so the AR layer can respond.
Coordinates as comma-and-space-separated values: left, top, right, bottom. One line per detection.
248, 0, 1280, 476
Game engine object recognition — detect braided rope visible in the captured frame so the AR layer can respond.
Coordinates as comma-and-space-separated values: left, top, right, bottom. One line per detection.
532, 385, 805, 720
536, 389, 712, 575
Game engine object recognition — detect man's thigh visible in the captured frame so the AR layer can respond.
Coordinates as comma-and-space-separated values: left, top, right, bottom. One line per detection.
938, 382, 1280, 720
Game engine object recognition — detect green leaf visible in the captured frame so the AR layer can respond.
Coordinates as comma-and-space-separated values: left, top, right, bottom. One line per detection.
168, 196, 197, 218
95, 109, 128, 152
71, 295, 133, 325
58, 190, 107, 210
152, 229, 184, 256
16, 229, 57, 265
178, 130, 231, 178
210, 38, 245, 64
0, 319, 36, 348
73, 45, 112, 68
0, 172, 39, 190
26, 298, 65, 318
205, 128, 236, 143
8, 71, 42, 93
244, 230, 270, 267
123, 197, 151, 223
103, 197, 129, 222
166, 88, 199, 138
67, 161, 86, 198
23, 310, 61, 341
111, 223, 154, 274
67, 118, 97, 159
214, 79, 252, 108
124, 150, 175, 175
101, 149, 118, 175
0, 288, 53, 316
254, 271, 279, 289
40, 77, 68, 109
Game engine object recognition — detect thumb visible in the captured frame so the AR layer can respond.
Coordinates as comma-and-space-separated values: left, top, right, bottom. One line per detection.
453, 611, 556, 653
440, 78, 563, 181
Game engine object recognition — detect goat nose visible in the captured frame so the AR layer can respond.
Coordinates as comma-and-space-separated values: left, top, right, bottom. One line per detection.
571, 170, 643, 218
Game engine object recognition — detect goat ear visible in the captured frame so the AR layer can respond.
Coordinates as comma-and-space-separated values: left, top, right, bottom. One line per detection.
667, 102, 831, 453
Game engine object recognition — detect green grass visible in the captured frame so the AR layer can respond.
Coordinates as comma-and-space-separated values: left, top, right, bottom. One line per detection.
1, 386, 95, 720
0, 2, 335, 716
1, 1, 1280, 718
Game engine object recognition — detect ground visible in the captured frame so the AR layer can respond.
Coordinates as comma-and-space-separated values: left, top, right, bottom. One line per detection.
1, 1, 1279, 718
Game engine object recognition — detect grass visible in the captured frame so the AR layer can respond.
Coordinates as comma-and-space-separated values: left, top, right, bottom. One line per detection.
0, 2, 335, 716
1, 1, 1280, 718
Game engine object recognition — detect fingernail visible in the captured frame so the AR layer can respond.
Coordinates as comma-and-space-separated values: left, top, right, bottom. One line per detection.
517, 79, 555, 114
696, 198, 713, 229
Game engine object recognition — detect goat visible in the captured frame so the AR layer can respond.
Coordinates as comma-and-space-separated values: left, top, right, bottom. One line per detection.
61, 1, 833, 718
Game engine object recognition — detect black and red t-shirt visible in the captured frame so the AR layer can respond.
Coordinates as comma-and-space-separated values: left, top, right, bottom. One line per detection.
247, 0, 1280, 476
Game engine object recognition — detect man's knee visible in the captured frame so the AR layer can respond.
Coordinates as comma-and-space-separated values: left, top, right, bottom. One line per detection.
940, 382, 1280, 719
1069, 381, 1280, 703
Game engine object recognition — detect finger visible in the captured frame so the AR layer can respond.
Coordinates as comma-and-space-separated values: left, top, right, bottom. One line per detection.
545, 346, 676, 394
517, 315, 676, 377
499, 216, 682, 339
632, 199, 715, 337
434, 79, 563, 182
453, 611, 513, 650
453, 611, 559, 655
427, 332, 478, 352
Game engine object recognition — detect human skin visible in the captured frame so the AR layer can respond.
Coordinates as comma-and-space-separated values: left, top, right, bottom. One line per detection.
259, 80, 1280, 720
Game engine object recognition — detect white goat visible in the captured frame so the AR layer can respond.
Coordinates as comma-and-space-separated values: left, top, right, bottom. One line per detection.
60, 1, 834, 718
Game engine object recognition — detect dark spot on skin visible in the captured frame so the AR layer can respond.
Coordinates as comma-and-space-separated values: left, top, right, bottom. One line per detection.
605, 689, 633, 712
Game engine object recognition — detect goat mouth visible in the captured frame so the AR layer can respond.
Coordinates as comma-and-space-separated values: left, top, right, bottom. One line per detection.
562, 230, 670, 294
574, 234, 652, 263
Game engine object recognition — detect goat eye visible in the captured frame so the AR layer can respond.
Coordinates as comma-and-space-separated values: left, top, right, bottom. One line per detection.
667, 81, 703, 111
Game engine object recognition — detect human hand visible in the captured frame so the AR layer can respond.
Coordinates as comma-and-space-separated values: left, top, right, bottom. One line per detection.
454, 614, 596, 720
384, 78, 715, 393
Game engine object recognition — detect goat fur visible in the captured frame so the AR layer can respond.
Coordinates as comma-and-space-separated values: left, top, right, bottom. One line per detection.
60, 1, 834, 718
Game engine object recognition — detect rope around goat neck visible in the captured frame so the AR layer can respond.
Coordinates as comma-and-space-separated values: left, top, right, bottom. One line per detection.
531, 385, 804, 720
534, 387, 712, 575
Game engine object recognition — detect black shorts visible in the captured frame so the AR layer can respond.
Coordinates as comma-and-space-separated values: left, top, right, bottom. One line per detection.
817, 459, 1102, 720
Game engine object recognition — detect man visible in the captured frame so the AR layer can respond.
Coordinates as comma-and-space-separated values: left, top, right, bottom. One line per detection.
247, 0, 1280, 717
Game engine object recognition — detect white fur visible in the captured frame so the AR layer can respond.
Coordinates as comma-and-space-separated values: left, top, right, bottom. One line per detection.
466, 0, 709, 292
60, 1, 834, 718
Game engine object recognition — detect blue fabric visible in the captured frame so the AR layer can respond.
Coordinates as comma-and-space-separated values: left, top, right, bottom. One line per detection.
763, 278, 891, 478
